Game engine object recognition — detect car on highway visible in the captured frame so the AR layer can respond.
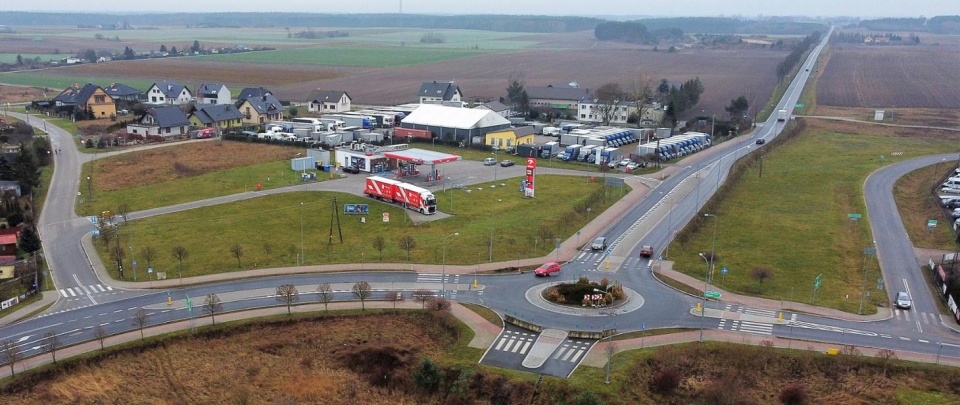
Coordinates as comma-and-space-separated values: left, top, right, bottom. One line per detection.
483, 158, 497, 166
534, 262, 561, 277
755, 139, 766, 145
895, 291, 912, 309
500, 159, 515, 167
639, 245, 654, 257
590, 237, 607, 251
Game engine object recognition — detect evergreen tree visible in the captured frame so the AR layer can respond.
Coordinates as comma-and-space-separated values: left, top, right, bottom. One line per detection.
123, 46, 135, 60
191, 40, 201, 53
0, 155, 14, 181
159, 44, 167, 53
18, 226, 41, 254
12, 143, 39, 195
170, 46, 178, 55
15, 54, 23, 66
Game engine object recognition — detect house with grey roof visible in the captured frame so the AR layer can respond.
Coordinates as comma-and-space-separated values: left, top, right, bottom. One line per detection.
526, 84, 592, 113
236, 87, 275, 104
418, 81, 462, 104
52, 83, 116, 119
473, 101, 511, 118
146, 81, 193, 105
196, 83, 231, 105
127, 106, 191, 138
307, 90, 351, 113
238, 92, 284, 125
104, 83, 143, 102
188, 104, 244, 128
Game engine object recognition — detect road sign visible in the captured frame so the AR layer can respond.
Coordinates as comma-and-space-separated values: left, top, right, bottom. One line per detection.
795, 103, 804, 108
864, 247, 876, 255
847, 213, 861, 220
92, 229, 100, 237
705, 291, 721, 299
928, 219, 938, 228
877, 278, 884, 290
814, 273, 823, 289
641, 322, 645, 331
88, 216, 98, 224
721, 267, 728, 275
132, 260, 137, 267
147, 267, 153, 273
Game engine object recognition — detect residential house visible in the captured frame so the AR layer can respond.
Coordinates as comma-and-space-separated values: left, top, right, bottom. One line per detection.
64, 57, 82, 65
307, 90, 351, 113
103, 82, 143, 102
188, 104, 244, 129
238, 91, 285, 125
196, 82, 231, 105
0, 227, 19, 255
0, 255, 14, 280
473, 101, 512, 118
485, 126, 536, 150
418, 81, 462, 104
146, 81, 193, 105
526, 84, 592, 115
53, 83, 117, 119
236, 87, 275, 104
126, 106, 191, 138
577, 98, 631, 124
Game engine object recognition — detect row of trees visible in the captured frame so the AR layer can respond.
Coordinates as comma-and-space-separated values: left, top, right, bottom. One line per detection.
775, 31, 822, 82
832, 32, 920, 44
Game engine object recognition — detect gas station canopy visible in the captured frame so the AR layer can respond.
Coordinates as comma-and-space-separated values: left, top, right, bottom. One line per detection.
383, 148, 461, 165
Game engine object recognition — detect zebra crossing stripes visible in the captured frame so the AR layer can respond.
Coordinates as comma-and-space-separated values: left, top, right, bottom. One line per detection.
730, 320, 773, 335
551, 340, 591, 363
59, 284, 113, 298
415, 274, 453, 283
492, 330, 535, 355
893, 309, 937, 324
739, 307, 779, 318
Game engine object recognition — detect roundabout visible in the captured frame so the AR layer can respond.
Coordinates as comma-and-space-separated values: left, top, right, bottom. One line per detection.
524, 280, 645, 317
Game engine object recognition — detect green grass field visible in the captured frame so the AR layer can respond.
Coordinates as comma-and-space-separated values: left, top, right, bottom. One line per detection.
0, 71, 155, 93
198, 46, 489, 67
78, 160, 322, 216
669, 127, 959, 314
94, 175, 623, 281
0, 53, 62, 64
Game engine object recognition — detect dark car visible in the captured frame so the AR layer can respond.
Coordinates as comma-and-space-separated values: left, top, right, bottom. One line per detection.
639, 245, 654, 257
755, 139, 766, 145
590, 237, 607, 251
343, 165, 361, 174
500, 160, 515, 167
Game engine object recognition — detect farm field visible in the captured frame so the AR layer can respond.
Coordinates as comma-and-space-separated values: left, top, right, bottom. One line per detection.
2, 28, 785, 116
812, 105, 960, 129
3, 310, 960, 404
669, 118, 960, 314
93, 175, 624, 280
817, 43, 960, 109
0, 85, 47, 104
79, 141, 303, 215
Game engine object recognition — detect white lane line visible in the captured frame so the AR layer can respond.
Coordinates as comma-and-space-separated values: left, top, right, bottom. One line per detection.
113, 310, 123, 313
919, 339, 929, 343
916, 320, 923, 333
127, 307, 136, 311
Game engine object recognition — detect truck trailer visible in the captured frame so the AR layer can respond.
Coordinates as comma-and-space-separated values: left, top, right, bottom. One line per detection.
364, 177, 437, 215
777, 109, 788, 122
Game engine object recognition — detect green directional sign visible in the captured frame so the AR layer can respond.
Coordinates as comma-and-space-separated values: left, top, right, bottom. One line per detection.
848, 213, 862, 220
705, 291, 722, 300
928, 219, 938, 228
814, 273, 823, 290
795, 103, 804, 108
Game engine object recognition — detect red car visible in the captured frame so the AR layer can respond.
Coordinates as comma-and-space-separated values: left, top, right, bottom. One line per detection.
534, 262, 561, 277
639, 245, 654, 257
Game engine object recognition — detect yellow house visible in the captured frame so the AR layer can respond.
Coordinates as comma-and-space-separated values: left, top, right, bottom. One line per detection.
188, 104, 245, 129
485, 126, 536, 150
236, 88, 285, 126
0, 255, 15, 280
54, 83, 117, 119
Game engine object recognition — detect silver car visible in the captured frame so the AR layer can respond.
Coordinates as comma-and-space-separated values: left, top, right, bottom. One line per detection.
895, 291, 912, 309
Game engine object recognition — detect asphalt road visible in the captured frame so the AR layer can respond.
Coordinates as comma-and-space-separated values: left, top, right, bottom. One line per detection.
5, 25, 960, 376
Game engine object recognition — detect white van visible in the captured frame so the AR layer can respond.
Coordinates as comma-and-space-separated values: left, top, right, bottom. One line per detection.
943, 178, 960, 188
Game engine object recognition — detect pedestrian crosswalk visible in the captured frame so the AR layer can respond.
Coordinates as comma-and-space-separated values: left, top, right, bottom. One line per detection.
551, 340, 591, 363
59, 284, 113, 298
715, 304, 786, 336
574, 251, 606, 269
893, 309, 937, 324
492, 330, 535, 355
416, 274, 457, 284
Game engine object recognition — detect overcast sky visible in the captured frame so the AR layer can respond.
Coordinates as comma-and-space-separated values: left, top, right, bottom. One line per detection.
2, 0, 957, 18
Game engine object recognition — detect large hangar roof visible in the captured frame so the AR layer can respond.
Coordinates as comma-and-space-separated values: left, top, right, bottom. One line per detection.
402, 104, 510, 129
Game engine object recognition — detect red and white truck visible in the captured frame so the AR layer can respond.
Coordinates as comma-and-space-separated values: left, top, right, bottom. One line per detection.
364, 177, 437, 215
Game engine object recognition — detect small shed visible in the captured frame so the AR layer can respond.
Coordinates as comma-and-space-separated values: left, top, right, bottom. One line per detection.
291, 157, 316, 171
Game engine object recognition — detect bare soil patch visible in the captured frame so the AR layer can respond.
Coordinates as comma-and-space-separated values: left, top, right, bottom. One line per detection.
813, 106, 960, 129
817, 44, 960, 108
93, 141, 299, 192
0, 85, 48, 104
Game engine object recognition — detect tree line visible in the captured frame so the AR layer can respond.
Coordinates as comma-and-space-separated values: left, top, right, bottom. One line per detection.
775, 31, 821, 83
832, 32, 920, 44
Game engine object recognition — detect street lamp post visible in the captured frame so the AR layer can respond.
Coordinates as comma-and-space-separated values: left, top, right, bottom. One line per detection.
555, 237, 561, 262
698, 252, 710, 343
704, 214, 719, 283
493, 149, 499, 181
299, 202, 304, 265
441, 232, 459, 299
86, 176, 92, 201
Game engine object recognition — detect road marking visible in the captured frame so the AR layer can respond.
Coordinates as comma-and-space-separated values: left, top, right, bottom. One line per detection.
98, 313, 108, 316
495, 337, 507, 350
569, 349, 585, 363
59, 289, 68, 297
920, 339, 929, 343
80, 285, 91, 294
113, 310, 123, 313
519, 341, 531, 354
128, 307, 136, 311
67, 289, 76, 297
16, 336, 30, 343
83, 316, 92, 319
916, 320, 923, 333
99, 323, 110, 327
899, 336, 911, 341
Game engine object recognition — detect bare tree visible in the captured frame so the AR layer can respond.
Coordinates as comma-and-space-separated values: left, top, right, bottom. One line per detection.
877, 348, 897, 377
203, 293, 224, 324
132, 308, 149, 339
230, 243, 244, 268
94, 325, 107, 350
372, 235, 386, 260
110, 244, 126, 277
0, 340, 21, 376
398, 235, 417, 261
751, 267, 773, 291
412, 289, 433, 309
384, 290, 404, 309
537, 225, 555, 246
593, 82, 627, 125
43, 331, 61, 364
317, 282, 333, 311
276, 284, 299, 315
141, 246, 156, 269
428, 297, 451, 311
172, 245, 189, 282
117, 203, 130, 224
352, 281, 372, 310
96, 213, 115, 248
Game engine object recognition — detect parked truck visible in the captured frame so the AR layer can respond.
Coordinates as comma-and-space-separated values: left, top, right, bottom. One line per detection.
364, 177, 437, 215
777, 109, 787, 122
541, 141, 561, 158
563, 145, 583, 161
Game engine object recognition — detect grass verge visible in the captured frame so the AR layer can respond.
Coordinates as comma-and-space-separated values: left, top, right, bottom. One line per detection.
94, 175, 626, 280
669, 119, 959, 313
894, 163, 958, 250
460, 302, 504, 328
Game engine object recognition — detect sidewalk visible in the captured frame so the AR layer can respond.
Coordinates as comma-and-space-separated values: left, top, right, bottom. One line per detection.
0, 292, 58, 328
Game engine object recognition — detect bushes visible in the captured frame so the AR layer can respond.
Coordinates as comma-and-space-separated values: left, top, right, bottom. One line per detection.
779, 384, 809, 405
650, 367, 683, 395
546, 277, 621, 305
